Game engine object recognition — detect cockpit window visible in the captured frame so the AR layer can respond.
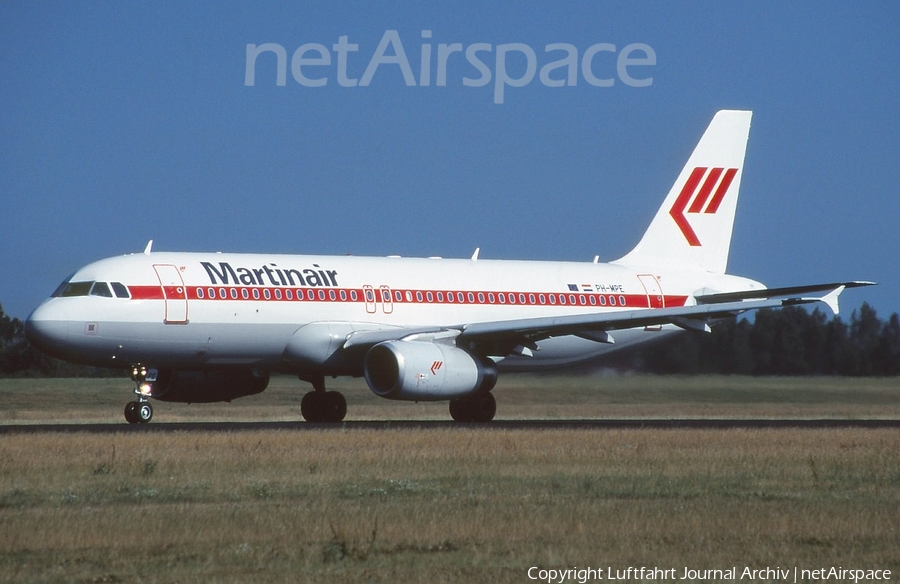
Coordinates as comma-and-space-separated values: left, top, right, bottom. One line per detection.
51, 274, 75, 297
55, 281, 93, 297
90, 282, 113, 298
52, 279, 130, 299
111, 282, 130, 298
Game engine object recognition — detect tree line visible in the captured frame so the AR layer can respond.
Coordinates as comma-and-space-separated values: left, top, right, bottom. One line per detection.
1, 302, 898, 377
623, 303, 900, 376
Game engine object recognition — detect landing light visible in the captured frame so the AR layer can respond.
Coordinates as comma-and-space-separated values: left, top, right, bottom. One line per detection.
139, 382, 153, 396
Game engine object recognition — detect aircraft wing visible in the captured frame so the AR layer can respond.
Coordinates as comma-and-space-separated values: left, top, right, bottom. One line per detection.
343, 281, 873, 355
695, 281, 875, 305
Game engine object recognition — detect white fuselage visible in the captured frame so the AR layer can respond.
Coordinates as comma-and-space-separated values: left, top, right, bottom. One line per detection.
26, 251, 762, 374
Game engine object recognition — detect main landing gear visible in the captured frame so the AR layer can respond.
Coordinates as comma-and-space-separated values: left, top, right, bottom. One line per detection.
449, 391, 497, 423
124, 366, 154, 424
298, 375, 496, 423
299, 376, 347, 423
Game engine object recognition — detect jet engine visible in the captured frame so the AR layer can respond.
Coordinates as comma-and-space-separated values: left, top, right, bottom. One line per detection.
145, 369, 270, 403
364, 340, 497, 401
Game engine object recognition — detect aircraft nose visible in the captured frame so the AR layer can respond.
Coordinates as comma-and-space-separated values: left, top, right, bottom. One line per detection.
24, 301, 75, 357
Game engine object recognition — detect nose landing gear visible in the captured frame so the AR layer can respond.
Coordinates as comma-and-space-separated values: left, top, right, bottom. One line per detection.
124, 400, 153, 424
124, 366, 155, 424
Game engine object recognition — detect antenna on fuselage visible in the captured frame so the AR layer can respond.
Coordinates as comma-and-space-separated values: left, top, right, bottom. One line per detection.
471, 247, 480, 261
143, 240, 153, 255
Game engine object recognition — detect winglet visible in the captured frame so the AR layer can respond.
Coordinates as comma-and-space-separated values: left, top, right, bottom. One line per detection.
471, 247, 480, 261
143, 240, 154, 255
819, 285, 845, 315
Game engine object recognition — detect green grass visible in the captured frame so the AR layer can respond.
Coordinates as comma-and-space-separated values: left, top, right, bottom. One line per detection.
1, 374, 898, 423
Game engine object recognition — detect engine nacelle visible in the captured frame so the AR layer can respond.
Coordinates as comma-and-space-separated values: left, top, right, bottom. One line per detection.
364, 340, 497, 401
147, 369, 270, 403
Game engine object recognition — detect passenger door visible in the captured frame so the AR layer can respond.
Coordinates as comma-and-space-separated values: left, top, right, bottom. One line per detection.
153, 264, 188, 324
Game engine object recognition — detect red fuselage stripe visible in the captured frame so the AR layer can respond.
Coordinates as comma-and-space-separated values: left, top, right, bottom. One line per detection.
128, 285, 688, 309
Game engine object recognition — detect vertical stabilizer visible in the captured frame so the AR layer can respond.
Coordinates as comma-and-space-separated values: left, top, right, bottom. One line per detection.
613, 110, 752, 274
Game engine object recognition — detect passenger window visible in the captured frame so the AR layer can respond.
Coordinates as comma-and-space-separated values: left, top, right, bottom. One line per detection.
111, 282, 130, 298
90, 282, 113, 298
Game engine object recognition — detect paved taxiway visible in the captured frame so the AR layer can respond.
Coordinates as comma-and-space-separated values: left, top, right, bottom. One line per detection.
1, 419, 898, 434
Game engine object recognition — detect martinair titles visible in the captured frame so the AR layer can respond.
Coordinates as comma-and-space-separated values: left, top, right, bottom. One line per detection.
201, 261, 340, 288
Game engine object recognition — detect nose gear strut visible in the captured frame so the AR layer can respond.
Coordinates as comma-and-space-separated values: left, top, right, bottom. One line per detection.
124, 365, 155, 424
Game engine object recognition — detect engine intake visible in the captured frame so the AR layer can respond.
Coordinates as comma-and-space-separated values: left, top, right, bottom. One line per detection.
364, 340, 496, 401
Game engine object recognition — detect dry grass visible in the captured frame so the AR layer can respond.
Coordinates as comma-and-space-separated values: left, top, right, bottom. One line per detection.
1, 376, 898, 582
1, 427, 899, 583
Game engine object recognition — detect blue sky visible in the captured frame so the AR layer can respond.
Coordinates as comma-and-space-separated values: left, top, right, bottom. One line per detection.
1, 2, 897, 320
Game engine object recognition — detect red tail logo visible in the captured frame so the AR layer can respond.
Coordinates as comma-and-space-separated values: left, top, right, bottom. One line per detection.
669, 167, 738, 246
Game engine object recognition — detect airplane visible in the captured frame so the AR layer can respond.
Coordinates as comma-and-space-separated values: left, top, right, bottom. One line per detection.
25, 110, 872, 424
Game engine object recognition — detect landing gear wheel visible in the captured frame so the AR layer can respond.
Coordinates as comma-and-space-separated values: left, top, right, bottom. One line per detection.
449, 392, 496, 423
124, 401, 139, 424
137, 402, 153, 424
301, 391, 347, 423
449, 399, 469, 422
324, 391, 347, 423
470, 392, 496, 423
301, 391, 319, 422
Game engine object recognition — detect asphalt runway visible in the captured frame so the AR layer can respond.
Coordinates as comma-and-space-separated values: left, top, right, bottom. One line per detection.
1, 419, 899, 434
